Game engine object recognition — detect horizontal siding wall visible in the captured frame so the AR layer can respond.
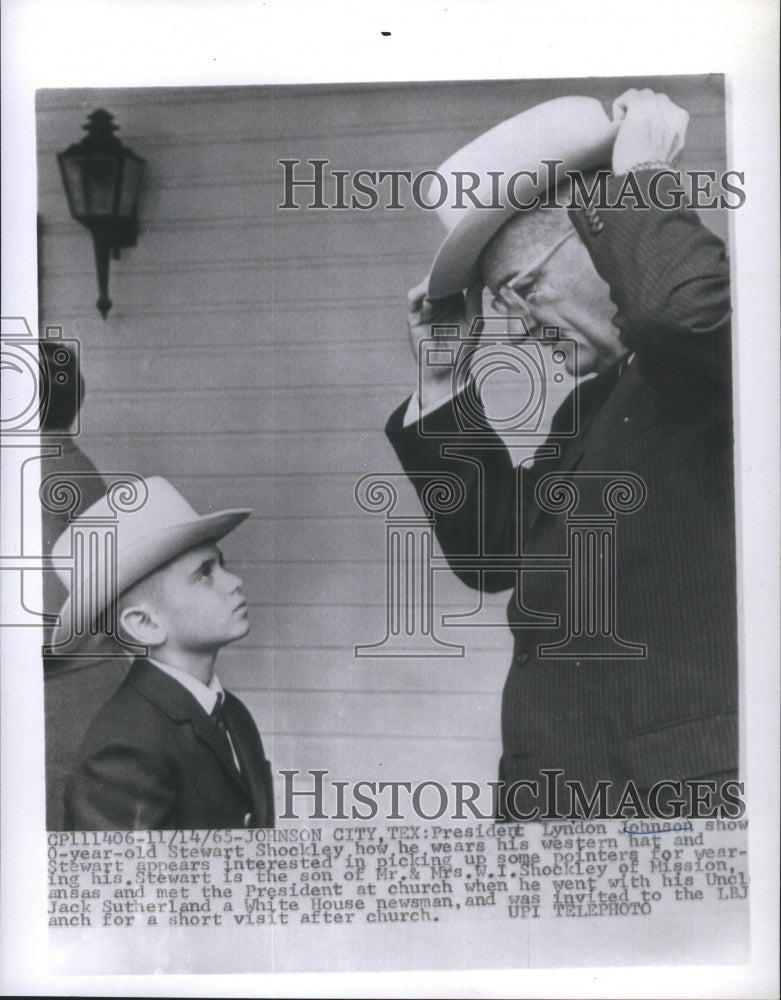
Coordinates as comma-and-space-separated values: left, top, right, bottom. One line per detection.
37, 76, 728, 818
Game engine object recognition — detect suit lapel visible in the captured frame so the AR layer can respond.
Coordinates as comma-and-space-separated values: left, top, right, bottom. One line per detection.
559, 362, 626, 469
525, 362, 625, 534
223, 695, 273, 828
127, 659, 247, 791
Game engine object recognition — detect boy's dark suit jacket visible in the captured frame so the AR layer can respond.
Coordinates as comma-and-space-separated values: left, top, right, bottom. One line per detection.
386, 172, 738, 803
63, 658, 275, 830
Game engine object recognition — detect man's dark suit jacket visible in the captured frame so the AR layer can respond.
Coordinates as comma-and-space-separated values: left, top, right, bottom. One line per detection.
63, 658, 275, 830
386, 171, 737, 802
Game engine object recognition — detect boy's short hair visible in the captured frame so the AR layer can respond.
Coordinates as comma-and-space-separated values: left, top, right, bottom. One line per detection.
117, 571, 164, 616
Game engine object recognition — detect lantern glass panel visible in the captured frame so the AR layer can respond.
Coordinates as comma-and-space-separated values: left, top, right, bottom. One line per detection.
81, 154, 120, 217
117, 157, 144, 219
59, 158, 87, 216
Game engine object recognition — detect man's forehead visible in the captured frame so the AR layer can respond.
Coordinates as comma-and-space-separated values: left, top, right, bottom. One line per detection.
480, 208, 572, 290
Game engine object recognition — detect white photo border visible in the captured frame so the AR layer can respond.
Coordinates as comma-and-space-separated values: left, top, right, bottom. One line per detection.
1, 0, 778, 996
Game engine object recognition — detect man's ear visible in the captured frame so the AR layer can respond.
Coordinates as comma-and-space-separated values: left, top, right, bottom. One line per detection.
119, 604, 166, 647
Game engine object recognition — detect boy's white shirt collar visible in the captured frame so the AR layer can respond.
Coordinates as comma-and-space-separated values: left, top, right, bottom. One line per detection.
147, 657, 224, 716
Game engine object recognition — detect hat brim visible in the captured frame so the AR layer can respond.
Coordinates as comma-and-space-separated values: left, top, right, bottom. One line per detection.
427, 97, 619, 299
50, 507, 250, 651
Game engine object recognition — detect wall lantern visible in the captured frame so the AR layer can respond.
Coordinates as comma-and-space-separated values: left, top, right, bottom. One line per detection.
57, 109, 145, 319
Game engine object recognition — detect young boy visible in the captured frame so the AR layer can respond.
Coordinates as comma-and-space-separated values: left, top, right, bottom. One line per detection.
53, 477, 274, 831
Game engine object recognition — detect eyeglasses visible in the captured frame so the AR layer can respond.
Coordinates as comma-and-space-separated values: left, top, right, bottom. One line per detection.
491, 227, 577, 321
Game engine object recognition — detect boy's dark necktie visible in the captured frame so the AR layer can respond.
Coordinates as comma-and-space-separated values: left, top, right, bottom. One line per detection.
210, 692, 240, 772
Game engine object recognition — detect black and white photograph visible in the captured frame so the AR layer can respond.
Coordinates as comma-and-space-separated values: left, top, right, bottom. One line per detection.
1, 1, 778, 996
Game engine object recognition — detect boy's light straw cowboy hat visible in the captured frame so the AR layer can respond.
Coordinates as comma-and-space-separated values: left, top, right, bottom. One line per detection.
426, 96, 619, 299
50, 476, 250, 649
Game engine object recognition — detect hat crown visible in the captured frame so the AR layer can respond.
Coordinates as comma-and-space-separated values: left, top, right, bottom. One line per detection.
426, 96, 619, 298
431, 96, 612, 233
52, 476, 198, 570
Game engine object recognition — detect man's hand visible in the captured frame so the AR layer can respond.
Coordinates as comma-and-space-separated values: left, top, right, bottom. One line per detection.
406, 277, 483, 410
611, 89, 689, 176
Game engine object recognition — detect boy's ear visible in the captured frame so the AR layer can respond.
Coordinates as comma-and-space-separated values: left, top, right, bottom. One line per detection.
119, 604, 166, 647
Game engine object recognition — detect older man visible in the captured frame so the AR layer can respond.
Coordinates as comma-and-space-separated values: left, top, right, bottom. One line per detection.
386, 90, 737, 815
